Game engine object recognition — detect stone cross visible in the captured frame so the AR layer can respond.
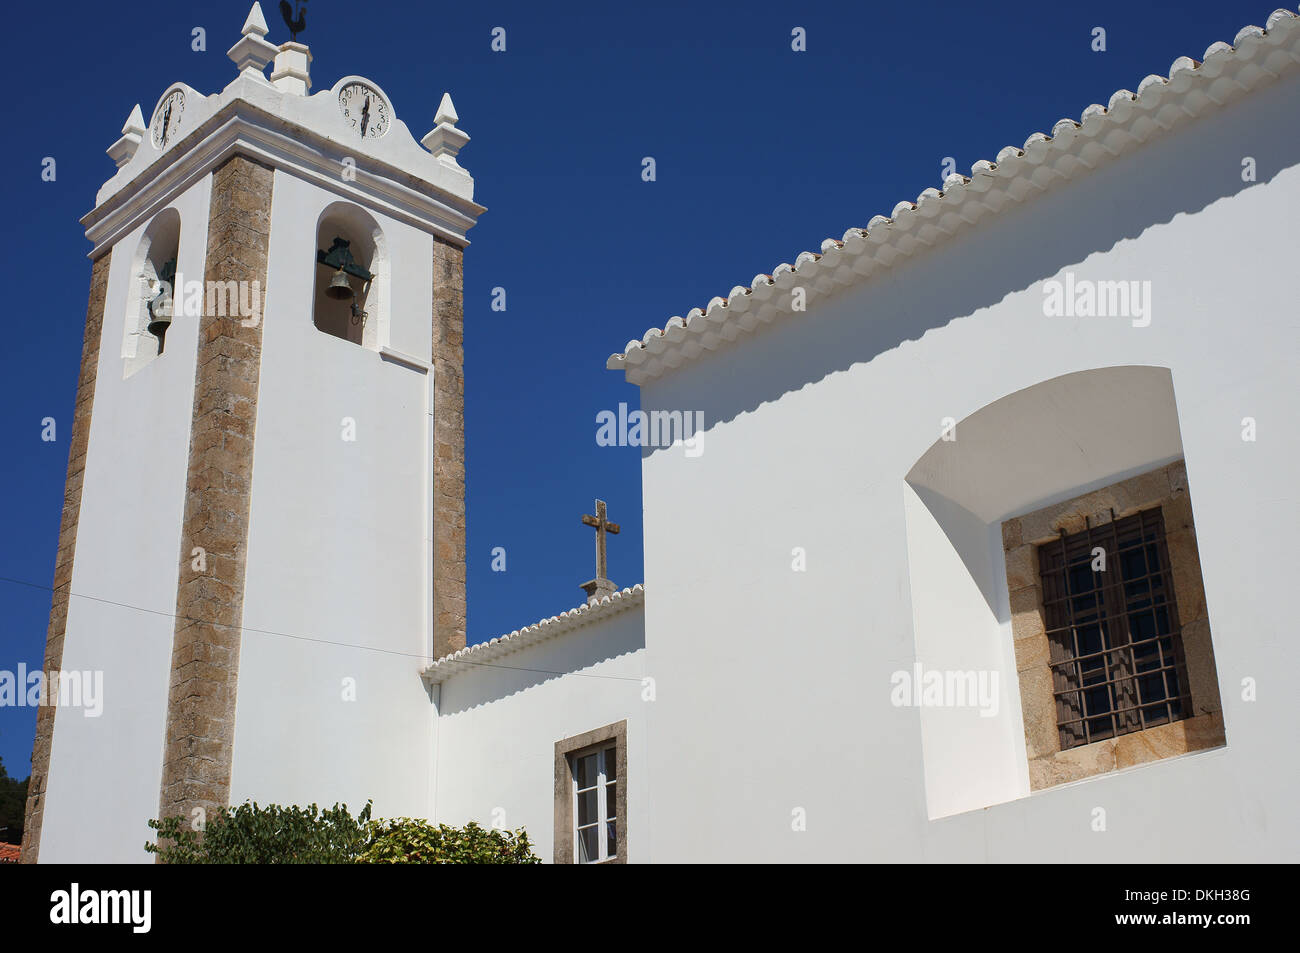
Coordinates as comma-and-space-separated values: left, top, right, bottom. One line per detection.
580, 499, 620, 605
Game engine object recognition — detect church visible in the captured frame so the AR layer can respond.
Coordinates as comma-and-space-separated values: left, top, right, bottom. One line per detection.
22, 4, 1300, 863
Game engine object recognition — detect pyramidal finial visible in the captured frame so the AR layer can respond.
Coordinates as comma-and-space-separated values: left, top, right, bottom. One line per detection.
434, 92, 459, 127
107, 104, 146, 169
422, 92, 471, 169
228, 2, 278, 82
242, 2, 270, 38
122, 104, 146, 137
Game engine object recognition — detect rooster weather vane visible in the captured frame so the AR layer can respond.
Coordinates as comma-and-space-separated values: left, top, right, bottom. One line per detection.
280, 0, 308, 41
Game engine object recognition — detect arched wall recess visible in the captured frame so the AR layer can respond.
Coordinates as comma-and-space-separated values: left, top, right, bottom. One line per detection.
899, 365, 1217, 819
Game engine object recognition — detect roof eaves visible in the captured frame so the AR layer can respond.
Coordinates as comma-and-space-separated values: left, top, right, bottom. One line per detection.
606, 8, 1300, 385
420, 584, 646, 686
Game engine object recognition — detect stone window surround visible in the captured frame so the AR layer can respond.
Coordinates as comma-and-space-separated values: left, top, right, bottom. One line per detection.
554, 720, 627, 864
1003, 460, 1226, 791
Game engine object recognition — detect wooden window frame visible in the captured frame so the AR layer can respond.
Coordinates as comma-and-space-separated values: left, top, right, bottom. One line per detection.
1037, 507, 1193, 750
571, 744, 618, 863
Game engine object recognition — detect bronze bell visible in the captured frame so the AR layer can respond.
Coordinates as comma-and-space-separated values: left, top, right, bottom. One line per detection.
326, 268, 354, 300
147, 288, 173, 341
146, 315, 171, 340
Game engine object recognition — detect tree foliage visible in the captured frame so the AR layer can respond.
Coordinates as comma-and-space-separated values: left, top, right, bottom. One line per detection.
0, 756, 29, 846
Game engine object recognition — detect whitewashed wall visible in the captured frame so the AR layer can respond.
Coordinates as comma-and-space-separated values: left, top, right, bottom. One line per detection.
635, 71, 1300, 861
231, 170, 436, 819
434, 606, 647, 862
40, 176, 212, 863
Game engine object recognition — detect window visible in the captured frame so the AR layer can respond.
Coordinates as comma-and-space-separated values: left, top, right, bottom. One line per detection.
554, 721, 626, 864
1002, 460, 1226, 792
572, 744, 618, 863
903, 369, 1225, 807
1037, 507, 1192, 750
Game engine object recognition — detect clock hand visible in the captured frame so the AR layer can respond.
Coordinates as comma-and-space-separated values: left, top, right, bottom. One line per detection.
361, 96, 371, 136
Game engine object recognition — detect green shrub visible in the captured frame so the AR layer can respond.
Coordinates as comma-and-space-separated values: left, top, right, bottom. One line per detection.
359, 818, 540, 864
147, 802, 540, 864
146, 800, 372, 864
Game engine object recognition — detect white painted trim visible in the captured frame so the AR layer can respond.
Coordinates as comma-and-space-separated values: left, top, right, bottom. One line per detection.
83, 99, 486, 259
379, 345, 430, 372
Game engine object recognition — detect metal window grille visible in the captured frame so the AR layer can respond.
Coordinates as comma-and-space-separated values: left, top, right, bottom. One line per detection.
1037, 507, 1192, 750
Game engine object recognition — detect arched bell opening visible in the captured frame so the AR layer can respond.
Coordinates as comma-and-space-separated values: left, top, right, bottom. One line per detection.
123, 208, 181, 379
313, 203, 387, 349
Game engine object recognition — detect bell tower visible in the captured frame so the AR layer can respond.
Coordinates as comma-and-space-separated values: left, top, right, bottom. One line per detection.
23, 2, 483, 862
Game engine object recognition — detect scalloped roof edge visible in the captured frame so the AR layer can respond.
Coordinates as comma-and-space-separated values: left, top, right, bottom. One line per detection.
606, 8, 1300, 385
421, 584, 646, 685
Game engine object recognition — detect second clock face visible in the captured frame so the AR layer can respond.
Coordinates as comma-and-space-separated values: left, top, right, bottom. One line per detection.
338, 83, 391, 140
151, 89, 185, 149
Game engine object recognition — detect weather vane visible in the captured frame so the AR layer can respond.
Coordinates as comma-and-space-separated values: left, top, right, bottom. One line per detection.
280, 0, 308, 41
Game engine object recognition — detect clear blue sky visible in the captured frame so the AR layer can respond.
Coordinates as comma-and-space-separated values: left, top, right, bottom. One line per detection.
0, 0, 1259, 775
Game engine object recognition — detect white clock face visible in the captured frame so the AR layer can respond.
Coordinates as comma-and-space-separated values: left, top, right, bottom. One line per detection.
151, 90, 186, 149
339, 83, 390, 140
